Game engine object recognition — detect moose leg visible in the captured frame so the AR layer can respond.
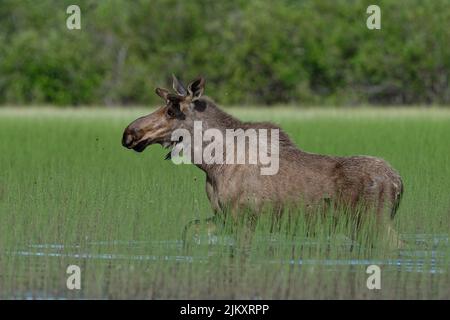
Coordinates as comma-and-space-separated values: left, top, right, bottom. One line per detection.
181, 215, 223, 247
375, 196, 404, 249
385, 220, 404, 249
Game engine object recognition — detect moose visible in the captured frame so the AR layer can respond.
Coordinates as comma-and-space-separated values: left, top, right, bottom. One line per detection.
122, 76, 404, 245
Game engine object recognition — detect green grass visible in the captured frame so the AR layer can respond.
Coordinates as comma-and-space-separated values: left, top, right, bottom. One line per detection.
0, 107, 450, 299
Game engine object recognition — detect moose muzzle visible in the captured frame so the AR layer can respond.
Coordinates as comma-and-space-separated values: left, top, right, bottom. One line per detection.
122, 108, 172, 152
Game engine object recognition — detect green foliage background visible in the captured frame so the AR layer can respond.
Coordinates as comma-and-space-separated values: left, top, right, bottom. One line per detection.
0, 0, 448, 106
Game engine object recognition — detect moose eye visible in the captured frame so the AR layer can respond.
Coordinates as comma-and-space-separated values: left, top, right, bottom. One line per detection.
167, 108, 176, 118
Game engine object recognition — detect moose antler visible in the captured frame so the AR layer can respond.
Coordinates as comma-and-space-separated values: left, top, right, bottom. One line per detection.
172, 74, 187, 96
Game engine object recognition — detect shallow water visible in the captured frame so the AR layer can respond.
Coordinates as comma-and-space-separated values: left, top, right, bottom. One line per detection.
2, 233, 448, 299
7, 233, 449, 273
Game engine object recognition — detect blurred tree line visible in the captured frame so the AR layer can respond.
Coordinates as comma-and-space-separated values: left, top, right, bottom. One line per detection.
0, 0, 448, 106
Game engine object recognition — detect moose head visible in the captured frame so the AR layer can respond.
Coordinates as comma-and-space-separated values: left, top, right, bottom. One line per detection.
122, 75, 207, 154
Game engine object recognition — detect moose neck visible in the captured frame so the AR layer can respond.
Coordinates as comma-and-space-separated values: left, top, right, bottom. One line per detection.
190, 99, 243, 178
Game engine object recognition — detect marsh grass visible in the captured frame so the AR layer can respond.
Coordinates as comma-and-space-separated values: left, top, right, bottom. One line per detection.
0, 107, 449, 299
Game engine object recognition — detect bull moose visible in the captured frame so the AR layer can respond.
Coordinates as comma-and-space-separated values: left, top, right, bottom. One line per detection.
122, 76, 404, 245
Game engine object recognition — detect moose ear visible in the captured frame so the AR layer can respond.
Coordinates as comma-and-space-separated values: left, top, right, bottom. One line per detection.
155, 87, 169, 100
187, 77, 205, 100
172, 74, 187, 96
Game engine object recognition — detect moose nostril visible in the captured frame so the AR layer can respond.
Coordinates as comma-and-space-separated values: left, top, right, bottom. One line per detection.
122, 132, 134, 148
